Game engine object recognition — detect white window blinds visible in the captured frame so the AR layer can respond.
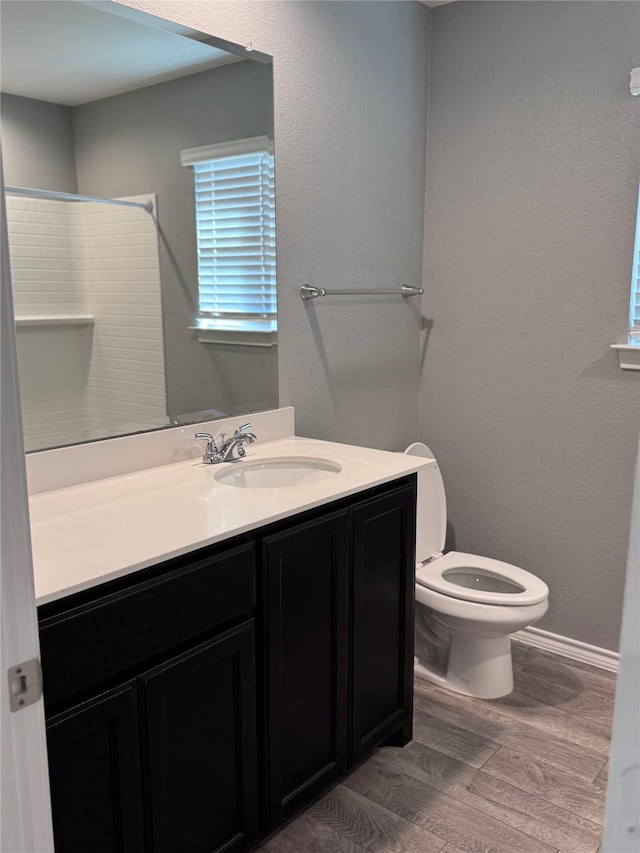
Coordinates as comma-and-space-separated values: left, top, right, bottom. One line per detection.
182, 137, 276, 337
630, 185, 640, 340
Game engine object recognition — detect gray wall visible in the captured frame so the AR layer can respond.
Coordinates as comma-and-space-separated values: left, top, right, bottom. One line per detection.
421, 1, 639, 650
120, 0, 430, 450
1, 94, 77, 192
72, 60, 277, 420
7, 0, 635, 652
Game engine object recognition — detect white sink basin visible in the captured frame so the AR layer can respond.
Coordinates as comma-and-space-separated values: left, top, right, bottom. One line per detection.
214, 456, 342, 488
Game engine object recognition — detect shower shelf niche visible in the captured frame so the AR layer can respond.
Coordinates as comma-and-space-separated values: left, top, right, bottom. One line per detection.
15, 315, 95, 328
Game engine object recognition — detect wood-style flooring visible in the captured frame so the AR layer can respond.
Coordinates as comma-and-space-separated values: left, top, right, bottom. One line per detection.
261, 642, 615, 853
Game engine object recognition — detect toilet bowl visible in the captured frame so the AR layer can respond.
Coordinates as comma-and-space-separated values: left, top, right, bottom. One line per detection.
405, 442, 549, 699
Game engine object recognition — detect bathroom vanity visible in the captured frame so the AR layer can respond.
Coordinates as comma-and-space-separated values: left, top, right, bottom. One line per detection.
31, 421, 427, 853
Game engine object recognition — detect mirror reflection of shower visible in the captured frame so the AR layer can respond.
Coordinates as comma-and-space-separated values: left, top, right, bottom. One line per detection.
5, 186, 168, 451
1, 0, 277, 454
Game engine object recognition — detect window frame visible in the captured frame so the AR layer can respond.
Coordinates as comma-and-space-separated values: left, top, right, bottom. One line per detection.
611, 75, 640, 370
628, 184, 640, 344
181, 136, 277, 347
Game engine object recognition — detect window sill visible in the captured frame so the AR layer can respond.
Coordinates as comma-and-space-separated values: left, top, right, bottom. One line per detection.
189, 326, 277, 348
611, 343, 640, 371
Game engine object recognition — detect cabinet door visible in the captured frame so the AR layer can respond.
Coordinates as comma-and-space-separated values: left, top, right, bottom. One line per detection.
351, 482, 416, 762
139, 620, 258, 853
46, 681, 145, 853
263, 510, 349, 827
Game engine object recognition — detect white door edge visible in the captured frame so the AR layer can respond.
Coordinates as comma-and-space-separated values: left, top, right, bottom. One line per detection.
0, 159, 54, 851
602, 435, 640, 852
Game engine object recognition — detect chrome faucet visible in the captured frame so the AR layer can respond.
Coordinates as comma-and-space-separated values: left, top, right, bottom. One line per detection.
195, 423, 257, 464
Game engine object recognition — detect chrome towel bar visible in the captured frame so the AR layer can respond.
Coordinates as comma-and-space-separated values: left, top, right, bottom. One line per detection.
300, 284, 423, 301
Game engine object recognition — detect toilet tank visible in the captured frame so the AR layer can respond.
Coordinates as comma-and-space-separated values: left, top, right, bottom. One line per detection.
404, 444, 447, 564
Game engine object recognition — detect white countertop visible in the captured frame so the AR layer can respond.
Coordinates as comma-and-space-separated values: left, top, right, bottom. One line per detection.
30, 436, 431, 606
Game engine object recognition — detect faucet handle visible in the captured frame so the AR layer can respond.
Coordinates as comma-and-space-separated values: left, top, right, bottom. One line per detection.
195, 432, 219, 462
234, 422, 252, 436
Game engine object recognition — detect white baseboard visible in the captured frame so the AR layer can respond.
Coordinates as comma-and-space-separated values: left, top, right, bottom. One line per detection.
514, 626, 619, 673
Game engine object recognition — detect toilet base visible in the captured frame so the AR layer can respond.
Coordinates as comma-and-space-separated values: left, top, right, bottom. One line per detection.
415, 634, 514, 699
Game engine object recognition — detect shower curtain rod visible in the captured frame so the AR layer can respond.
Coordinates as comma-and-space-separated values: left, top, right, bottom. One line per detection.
4, 186, 153, 213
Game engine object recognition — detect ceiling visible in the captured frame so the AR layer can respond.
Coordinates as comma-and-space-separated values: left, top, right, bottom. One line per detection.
0, 0, 239, 106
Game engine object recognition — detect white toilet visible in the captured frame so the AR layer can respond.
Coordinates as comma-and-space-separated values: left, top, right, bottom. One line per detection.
405, 442, 549, 699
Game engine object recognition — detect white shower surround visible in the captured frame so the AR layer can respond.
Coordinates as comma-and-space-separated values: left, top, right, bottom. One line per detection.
6, 193, 167, 450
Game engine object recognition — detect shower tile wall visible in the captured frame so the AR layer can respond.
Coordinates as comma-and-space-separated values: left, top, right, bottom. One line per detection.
8, 195, 89, 449
6, 195, 167, 451
78, 198, 167, 442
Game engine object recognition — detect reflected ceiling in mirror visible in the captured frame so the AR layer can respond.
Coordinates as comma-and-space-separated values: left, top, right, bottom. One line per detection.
1, 0, 277, 453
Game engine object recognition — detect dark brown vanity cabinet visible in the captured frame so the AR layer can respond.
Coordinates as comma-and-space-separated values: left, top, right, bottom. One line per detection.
38, 476, 416, 852
39, 543, 259, 853
351, 485, 416, 762
262, 510, 350, 826
261, 480, 416, 831
46, 681, 145, 853
139, 623, 258, 853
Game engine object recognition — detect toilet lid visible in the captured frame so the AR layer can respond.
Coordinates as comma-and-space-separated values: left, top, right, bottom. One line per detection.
404, 442, 447, 559
416, 551, 549, 606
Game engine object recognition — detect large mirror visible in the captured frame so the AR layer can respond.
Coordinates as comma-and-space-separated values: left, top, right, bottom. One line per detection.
0, 0, 277, 452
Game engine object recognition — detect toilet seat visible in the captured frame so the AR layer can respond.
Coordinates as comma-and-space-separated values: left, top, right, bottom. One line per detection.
404, 441, 550, 698
416, 551, 549, 607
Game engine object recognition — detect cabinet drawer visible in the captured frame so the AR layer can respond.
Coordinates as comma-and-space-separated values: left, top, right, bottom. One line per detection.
40, 543, 255, 713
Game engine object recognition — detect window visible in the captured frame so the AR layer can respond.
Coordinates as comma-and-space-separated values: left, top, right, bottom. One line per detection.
612, 72, 640, 369
629, 184, 640, 343
612, 184, 640, 369
181, 136, 276, 346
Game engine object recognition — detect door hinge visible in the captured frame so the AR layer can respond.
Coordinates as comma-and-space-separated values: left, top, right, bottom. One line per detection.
8, 658, 42, 712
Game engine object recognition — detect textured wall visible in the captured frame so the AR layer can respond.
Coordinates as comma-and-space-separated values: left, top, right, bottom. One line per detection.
1, 94, 78, 193
421, 1, 639, 650
117, 0, 430, 449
